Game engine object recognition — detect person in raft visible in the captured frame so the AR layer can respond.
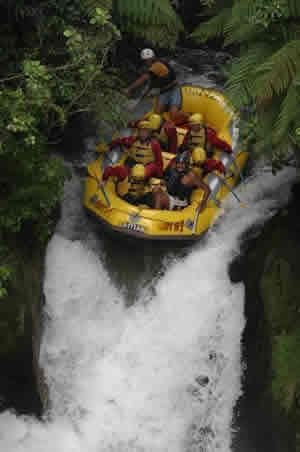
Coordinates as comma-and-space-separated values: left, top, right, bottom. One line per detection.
180, 113, 232, 155
127, 113, 178, 154
125, 48, 186, 123
168, 146, 227, 178
105, 114, 164, 181
152, 151, 210, 211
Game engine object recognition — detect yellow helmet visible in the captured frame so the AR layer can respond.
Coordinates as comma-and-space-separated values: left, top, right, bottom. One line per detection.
147, 113, 162, 130
192, 147, 206, 165
189, 113, 204, 125
131, 164, 145, 181
138, 114, 162, 130
138, 120, 152, 129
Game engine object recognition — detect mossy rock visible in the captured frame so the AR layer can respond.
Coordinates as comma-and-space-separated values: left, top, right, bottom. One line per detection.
0, 236, 48, 413
260, 254, 300, 332
272, 329, 300, 412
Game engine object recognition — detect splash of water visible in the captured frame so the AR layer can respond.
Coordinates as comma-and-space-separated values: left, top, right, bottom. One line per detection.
0, 164, 295, 452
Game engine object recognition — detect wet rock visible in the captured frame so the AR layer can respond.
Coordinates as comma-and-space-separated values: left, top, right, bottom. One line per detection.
195, 375, 209, 386
0, 238, 49, 415
231, 191, 300, 452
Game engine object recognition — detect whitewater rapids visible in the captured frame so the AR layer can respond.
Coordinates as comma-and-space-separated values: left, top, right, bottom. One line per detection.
0, 164, 295, 452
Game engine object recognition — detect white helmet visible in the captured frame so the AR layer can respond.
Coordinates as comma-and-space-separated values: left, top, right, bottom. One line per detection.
140, 48, 155, 60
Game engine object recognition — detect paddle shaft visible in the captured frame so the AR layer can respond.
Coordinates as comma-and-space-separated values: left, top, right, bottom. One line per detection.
99, 183, 111, 207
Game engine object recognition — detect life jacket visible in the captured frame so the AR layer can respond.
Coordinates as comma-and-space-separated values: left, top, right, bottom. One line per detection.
128, 180, 146, 198
157, 125, 187, 151
176, 127, 188, 147
127, 138, 154, 165
185, 127, 207, 150
149, 59, 177, 92
164, 168, 193, 201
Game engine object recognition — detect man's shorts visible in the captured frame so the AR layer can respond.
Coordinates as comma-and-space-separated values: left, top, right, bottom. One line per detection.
158, 85, 182, 109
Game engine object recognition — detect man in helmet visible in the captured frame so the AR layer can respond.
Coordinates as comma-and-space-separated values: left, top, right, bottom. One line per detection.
152, 151, 210, 211
128, 113, 178, 154
107, 114, 163, 180
165, 146, 226, 178
101, 163, 154, 206
125, 48, 186, 123
181, 113, 232, 155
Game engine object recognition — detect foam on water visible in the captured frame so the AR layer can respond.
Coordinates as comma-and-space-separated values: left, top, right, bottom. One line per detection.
0, 165, 296, 452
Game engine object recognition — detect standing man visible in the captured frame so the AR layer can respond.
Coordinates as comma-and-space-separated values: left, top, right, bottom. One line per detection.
125, 48, 186, 123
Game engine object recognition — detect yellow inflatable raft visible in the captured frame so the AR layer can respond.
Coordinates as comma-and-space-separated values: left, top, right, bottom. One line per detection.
83, 85, 248, 240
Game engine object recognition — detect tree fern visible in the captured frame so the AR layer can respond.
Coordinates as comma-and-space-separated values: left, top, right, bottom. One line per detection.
125, 23, 179, 48
81, 0, 112, 15
115, 0, 183, 30
223, 22, 263, 46
190, 7, 232, 42
288, 0, 300, 17
273, 82, 300, 144
225, 0, 256, 29
191, 0, 300, 166
224, 43, 274, 108
252, 40, 300, 102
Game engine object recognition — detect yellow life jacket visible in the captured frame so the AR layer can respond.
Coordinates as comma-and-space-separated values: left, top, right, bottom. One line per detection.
156, 126, 188, 150
186, 127, 207, 150
127, 138, 154, 164
128, 180, 146, 198
117, 176, 130, 197
176, 127, 189, 147
117, 176, 147, 199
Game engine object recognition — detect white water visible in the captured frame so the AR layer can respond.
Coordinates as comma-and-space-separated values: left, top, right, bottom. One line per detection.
0, 162, 295, 452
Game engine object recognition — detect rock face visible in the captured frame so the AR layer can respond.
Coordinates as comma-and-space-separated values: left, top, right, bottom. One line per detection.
231, 186, 300, 452
0, 238, 48, 416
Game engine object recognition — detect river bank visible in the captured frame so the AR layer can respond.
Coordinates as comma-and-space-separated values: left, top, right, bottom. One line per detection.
231, 182, 300, 452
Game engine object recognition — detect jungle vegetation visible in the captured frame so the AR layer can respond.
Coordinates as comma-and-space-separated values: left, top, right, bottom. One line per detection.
1, 0, 300, 296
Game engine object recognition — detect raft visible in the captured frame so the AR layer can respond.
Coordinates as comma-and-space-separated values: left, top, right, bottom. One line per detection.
83, 85, 248, 240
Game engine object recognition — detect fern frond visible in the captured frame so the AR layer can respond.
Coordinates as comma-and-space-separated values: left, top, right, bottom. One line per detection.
253, 40, 300, 102
273, 82, 300, 144
225, 0, 254, 28
288, 0, 300, 17
124, 23, 179, 48
115, 0, 183, 30
224, 43, 273, 108
223, 22, 263, 46
190, 7, 232, 42
81, 0, 112, 16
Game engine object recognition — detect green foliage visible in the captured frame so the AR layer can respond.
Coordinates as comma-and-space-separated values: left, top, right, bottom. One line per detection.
0, 0, 124, 296
192, 0, 300, 170
114, 0, 183, 46
272, 329, 300, 411
0, 0, 185, 297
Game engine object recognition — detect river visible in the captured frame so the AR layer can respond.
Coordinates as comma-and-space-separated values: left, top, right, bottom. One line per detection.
0, 54, 296, 452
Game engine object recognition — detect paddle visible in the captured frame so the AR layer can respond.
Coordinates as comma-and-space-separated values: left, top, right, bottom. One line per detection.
217, 175, 248, 208
192, 200, 205, 234
125, 86, 154, 112
99, 182, 111, 207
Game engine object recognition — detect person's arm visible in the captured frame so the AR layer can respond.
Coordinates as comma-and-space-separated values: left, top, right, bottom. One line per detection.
181, 127, 191, 150
188, 172, 211, 211
165, 157, 176, 170
144, 139, 163, 179
163, 121, 177, 154
103, 165, 128, 182
206, 127, 232, 153
109, 135, 136, 150
201, 158, 226, 174
126, 73, 150, 96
